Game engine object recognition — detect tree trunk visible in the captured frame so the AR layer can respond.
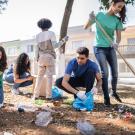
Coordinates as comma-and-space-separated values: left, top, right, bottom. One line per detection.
59, 0, 74, 53
56, 0, 74, 78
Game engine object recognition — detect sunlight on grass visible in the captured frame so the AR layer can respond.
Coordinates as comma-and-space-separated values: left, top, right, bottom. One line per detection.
35, 99, 45, 106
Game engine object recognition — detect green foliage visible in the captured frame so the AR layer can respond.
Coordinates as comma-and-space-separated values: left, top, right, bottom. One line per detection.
0, 0, 8, 11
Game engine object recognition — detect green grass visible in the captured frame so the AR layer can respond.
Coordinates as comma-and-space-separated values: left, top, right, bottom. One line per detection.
34, 99, 45, 106
63, 99, 74, 105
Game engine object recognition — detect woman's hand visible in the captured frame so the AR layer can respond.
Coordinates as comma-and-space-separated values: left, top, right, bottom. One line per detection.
89, 11, 96, 23
27, 76, 33, 81
111, 43, 119, 50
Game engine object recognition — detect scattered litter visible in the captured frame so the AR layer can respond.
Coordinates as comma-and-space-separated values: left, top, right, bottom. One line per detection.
77, 120, 95, 135
53, 100, 62, 107
35, 111, 52, 127
123, 112, 133, 121
118, 105, 125, 114
17, 104, 38, 112
3, 132, 13, 135
43, 105, 56, 113
108, 114, 113, 119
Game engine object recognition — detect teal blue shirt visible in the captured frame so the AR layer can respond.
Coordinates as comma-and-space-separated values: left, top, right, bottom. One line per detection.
95, 12, 123, 47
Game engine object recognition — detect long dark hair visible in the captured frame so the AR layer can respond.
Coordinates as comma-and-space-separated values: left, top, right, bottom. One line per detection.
112, 0, 126, 23
0, 46, 7, 72
16, 53, 30, 76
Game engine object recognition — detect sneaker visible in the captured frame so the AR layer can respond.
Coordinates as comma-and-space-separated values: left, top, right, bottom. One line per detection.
11, 88, 20, 95
110, 92, 122, 103
32, 96, 38, 101
0, 103, 3, 108
104, 99, 111, 107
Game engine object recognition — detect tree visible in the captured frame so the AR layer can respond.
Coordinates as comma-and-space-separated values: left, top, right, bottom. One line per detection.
0, 0, 8, 12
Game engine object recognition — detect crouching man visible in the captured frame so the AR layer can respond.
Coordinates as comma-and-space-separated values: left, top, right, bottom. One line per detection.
55, 47, 102, 100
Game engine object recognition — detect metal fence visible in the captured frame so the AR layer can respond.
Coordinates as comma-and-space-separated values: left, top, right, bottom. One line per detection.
118, 45, 135, 55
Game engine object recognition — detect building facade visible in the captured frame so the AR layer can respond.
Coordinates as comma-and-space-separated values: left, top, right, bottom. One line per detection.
1, 25, 135, 78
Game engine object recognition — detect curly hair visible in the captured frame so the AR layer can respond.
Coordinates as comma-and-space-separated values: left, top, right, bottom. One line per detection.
37, 18, 52, 30
0, 46, 7, 72
15, 53, 30, 77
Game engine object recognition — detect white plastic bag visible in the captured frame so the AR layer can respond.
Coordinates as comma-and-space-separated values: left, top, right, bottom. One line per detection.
35, 111, 52, 127
77, 120, 95, 135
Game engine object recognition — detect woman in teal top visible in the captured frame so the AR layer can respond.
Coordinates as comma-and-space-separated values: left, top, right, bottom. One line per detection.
0, 46, 7, 108
84, 0, 126, 107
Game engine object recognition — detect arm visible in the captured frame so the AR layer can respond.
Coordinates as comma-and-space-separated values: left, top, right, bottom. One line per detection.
62, 74, 78, 95
13, 65, 33, 83
35, 44, 39, 61
84, 11, 95, 29
50, 32, 68, 49
84, 20, 94, 29
95, 73, 102, 90
116, 30, 122, 44
52, 36, 68, 49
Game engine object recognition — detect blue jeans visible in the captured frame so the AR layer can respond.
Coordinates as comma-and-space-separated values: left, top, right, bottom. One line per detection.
94, 47, 118, 102
3, 72, 33, 89
0, 87, 4, 104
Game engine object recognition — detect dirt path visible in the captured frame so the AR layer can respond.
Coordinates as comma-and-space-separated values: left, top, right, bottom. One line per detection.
0, 84, 135, 135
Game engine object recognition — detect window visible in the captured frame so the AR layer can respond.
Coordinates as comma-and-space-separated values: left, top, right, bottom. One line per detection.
72, 40, 85, 50
127, 38, 135, 45
27, 45, 33, 53
7, 47, 17, 56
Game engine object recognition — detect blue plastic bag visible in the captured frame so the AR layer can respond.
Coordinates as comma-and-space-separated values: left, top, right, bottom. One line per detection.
73, 91, 94, 111
52, 86, 63, 99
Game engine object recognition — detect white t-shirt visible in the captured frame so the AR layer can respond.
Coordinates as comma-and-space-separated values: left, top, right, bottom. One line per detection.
36, 31, 56, 43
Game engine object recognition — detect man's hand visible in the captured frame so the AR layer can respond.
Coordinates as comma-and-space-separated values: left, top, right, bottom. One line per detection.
76, 91, 87, 101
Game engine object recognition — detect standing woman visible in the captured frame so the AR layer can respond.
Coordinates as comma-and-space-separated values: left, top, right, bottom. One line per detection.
33, 18, 68, 100
84, 0, 126, 106
0, 46, 7, 108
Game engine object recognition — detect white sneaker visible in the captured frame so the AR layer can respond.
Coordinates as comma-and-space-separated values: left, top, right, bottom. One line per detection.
0, 103, 3, 108
11, 88, 20, 95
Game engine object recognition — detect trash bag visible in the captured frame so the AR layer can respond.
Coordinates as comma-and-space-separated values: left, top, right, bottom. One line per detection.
77, 120, 95, 135
73, 91, 94, 111
52, 86, 63, 99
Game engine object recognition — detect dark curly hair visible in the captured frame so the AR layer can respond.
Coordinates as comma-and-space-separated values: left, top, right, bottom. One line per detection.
15, 53, 30, 77
0, 46, 7, 72
112, 0, 126, 23
37, 18, 52, 30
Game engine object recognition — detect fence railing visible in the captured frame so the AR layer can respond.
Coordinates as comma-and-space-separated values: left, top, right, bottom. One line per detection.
118, 45, 135, 55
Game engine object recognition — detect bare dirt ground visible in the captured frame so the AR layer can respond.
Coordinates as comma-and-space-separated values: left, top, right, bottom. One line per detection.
0, 84, 135, 135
